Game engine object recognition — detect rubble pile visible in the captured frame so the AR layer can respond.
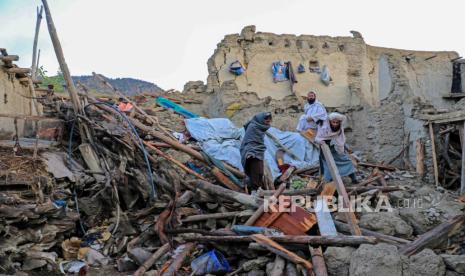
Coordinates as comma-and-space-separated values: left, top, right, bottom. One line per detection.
0, 87, 463, 276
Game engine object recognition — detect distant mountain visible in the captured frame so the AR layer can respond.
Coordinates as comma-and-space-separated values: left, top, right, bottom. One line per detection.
72, 74, 163, 96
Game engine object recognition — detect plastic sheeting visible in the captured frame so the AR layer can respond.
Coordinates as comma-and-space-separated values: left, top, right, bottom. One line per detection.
185, 118, 320, 180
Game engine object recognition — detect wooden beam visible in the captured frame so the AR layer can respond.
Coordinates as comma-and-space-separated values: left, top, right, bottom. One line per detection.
460, 121, 465, 195
159, 243, 195, 276
182, 210, 253, 222
429, 122, 440, 187
334, 221, 410, 245
309, 246, 328, 276
188, 180, 259, 208
0, 55, 19, 62
132, 243, 170, 276
184, 235, 377, 246
6, 67, 31, 74
320, 143, 361, 235
251, 234, 313, 272
400, 215, 465, 256
357, 162, 396, 171
31, 5, 44, 80
41, 0, 82, 114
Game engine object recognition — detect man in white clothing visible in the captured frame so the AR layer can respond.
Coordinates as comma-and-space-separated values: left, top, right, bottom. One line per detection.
296, 91, 328, 140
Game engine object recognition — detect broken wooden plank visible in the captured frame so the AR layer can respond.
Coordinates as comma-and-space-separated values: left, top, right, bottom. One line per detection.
251, 234, 313, 272
320, 143, 361, 235
400, 215, 465, 256
266, 132, 301, 161
245, 183, 286, 226
416, 139, 424, 177
184, 235, 377, 246
6, 67, 31, 74
429, 122, 440, 187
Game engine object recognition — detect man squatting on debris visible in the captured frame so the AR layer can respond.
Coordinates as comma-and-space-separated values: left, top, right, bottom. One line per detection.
240, 112, 273, 190
316, 112, 359, 184
296, 91, 328, 140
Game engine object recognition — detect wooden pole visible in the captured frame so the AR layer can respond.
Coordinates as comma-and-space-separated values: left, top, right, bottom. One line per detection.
41, 0, 82, 114
415, 139, 424, 177
309, 246, 328, 276
184, 235, 377, 246
188, 180, 259, 208
320, 143, 362, 235
160, 243, 195, 276
31, 5, 43, 80
428, 122, 439, 186
460, 121, 465, 195
400, 215, 465, 256
251, 234, 314, 273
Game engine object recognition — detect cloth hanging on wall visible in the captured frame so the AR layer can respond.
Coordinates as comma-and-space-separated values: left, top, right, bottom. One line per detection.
229, 60, 245, 76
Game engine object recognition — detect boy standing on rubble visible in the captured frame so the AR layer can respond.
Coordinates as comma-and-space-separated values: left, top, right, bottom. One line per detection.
240, 112, 272, 191
296, 91, 328, 140
315, 112, 358, 184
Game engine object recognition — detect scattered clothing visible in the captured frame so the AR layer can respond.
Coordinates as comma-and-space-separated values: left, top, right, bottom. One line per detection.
229, 60, 245, 76
296, 100, 328, 132
118, 102, 134, 113
320, 65, 331, 86
297, 63, 306, 73
272, 61, 288, 82
287, 61, 297, 85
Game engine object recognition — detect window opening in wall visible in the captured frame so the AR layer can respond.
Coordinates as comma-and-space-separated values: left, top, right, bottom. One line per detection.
322, 42, 329, 49
3, 93, 7, 104
309, 60, 320, 73
451, 61, 462, 93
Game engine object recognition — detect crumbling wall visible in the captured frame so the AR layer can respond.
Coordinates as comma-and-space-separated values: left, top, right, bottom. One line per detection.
0, 65, 36, 139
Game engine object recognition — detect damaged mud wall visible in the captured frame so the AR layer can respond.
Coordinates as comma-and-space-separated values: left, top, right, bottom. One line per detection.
0, 64, 37, 140
182, 26, 459, 182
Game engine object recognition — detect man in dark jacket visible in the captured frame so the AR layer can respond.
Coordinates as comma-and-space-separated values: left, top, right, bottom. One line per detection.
240, 112, 272, 190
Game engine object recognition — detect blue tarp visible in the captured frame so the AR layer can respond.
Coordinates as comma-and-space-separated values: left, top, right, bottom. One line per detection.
156, 97, 199, 119
185, 118, 319, 180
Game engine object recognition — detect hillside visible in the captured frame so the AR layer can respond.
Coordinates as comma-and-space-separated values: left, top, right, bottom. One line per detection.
72, 74, 163, 96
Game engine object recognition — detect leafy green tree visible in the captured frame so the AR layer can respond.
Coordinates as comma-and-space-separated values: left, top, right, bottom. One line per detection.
37, 66, 65, 92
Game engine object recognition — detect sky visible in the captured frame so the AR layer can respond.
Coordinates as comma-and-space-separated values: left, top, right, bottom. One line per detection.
0, 0, 464, 90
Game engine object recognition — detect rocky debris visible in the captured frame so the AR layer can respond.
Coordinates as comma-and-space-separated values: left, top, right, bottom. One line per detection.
408, 249, 446, 276
183, 80, 207, 94
324, 246, 355, 276
441, 254, 465, 274
349, 243, 403, 276
240, 25, 256, 41
359, 211, 413, 238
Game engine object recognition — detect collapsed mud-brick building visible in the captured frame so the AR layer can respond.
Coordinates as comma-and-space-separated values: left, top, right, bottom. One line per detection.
182, 26, 465, 185
0, 48, 62, 148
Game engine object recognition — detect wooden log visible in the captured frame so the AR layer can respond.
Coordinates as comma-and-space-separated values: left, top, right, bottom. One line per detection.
6, 67, 31, 74
144, 141, 206, 181
210, 167, 242, 192
400, 215, 465, 256
357, 175, 382, 187
347, 186, 401, 194
132, 243, 170, 276
251, 234, 313, 272
278, 166, 296, 183
184, 235, 377, 246
269, 255, 286, 276
309, 246, 328, 276
320, 143, 361, 235
0, 55, 19, 62
31, 5, 44, 80
160, 242, 195, 276
357, 162, 397, 171
188, 180, 259, 208
42, 0, 82, 114
334, 221, 410, 245
460, 121, 465, 195
259, 188, 319, 197
429, 122, 440, 186
182, 210, 253, 222
245, 183, 286, 226
416, 139, 425, 177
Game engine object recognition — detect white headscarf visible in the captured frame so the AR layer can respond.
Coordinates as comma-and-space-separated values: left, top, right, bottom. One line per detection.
315, 112, 347, 154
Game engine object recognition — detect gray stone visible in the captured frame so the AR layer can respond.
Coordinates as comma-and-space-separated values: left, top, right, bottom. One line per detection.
408, 249, 445, 276
240, 25, 256, 41
441, 254, 465, 274
324, 246, 355, 276
359, 212, 413, 238
242, 257, 270, 272
349, 243, 402, 276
